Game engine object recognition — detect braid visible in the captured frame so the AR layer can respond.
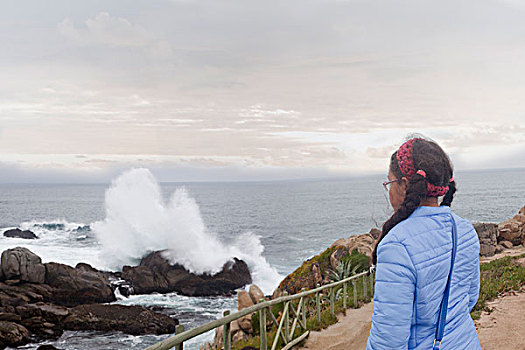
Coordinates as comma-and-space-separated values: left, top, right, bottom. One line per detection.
440, 180, 456, 207
372, 136, 456, 264
373, 172, 426, 264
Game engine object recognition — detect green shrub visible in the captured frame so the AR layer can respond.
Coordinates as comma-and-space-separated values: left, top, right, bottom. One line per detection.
471, 254, 525, 320
340, 249, 370, 273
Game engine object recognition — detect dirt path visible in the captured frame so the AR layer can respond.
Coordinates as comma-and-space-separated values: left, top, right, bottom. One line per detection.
480, 246, 525, 263
475, 290, 525, 350
296, 302, 373, 350
295, 247, 525, 350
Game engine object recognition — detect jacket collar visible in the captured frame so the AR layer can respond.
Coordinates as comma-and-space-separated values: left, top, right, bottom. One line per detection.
410, 205, 451, 218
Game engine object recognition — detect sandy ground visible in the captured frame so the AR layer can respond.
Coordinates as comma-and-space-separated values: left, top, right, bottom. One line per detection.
296, 302, 373, 350
295, 247, 525, 350
480, 245, 525, 263
475, 289, 525, 350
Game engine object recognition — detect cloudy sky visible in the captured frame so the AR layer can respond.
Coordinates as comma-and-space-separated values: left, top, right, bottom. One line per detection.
1, 0, 524, 182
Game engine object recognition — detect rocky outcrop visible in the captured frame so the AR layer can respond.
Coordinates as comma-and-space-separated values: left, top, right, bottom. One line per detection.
474, 223, 498, 257
1, 247, 45, 284
248, 284, 264, 304
498, 206, 525, 247
237, 291, 253, 310
62, 304, 177, 335
474, 205, 525, 257
274, 232, 372, 296
44, 262, 115, 306
0, 248, 178, 347
3, 229, 37, 239
330, 228, 379, 261
0, 321, 30, 348
201, 284, 264, 350
122, 251, 252, 296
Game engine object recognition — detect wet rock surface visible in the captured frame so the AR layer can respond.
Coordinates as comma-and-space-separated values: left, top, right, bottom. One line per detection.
3, 229, 37, 240
0, 248, 180, 348
122, 251, 252, 296
44, 262, 115, 306
62, 304, 177, 335
1, 247, 45, 284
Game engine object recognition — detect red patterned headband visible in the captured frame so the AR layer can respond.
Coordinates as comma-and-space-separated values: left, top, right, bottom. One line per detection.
396, 138, 453, 197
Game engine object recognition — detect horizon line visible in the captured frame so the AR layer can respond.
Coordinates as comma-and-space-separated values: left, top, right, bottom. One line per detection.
0, 166, 523, 186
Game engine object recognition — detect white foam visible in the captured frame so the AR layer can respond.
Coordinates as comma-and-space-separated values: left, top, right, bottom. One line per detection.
0, 220, 102, 268
93, 168, 283, 294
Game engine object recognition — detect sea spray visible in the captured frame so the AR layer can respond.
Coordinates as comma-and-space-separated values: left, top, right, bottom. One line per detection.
93, 168, 283, 294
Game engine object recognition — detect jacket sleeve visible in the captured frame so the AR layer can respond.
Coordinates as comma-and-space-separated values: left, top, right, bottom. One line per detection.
468, 248, 480, 312
366, 241, 416, 350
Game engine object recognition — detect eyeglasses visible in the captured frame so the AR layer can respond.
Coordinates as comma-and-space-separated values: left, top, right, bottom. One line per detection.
382, 178, 401, 191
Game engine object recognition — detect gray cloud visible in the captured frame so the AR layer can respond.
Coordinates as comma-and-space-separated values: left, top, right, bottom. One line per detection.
1, 0, 525, 182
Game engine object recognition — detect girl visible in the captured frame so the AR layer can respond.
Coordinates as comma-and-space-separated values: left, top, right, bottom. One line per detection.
366, 137, 482, 349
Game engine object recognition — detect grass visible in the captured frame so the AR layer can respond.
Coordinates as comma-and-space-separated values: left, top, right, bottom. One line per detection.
277, 248, 370, 295
276, 246, 335, 294
470, 253, 525, 320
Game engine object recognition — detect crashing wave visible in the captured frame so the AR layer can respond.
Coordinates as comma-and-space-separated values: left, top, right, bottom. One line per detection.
92, 168, 283, 294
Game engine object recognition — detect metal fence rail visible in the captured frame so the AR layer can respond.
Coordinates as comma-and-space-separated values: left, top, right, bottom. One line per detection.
146, 266, 375, 350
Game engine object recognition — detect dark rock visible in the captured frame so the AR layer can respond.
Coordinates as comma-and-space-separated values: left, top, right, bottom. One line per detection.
0, 321, 30, 347
1, 247, 45, 283
33, 303, 68, 324
20, 315, 45, 328
20, 315, 62, 339
122, 251, 252, 297
121, 265, 169, 295
44, 263, 115, 306
7, 282, 53, 302
74, 263, 99, 273
4, 279, 21, 285
0, 292, 27, 307
117, 285, 133, 297
16, 304, 42, 318
106, 274, 134, 298
3, 229, 37, 240
37, 345, 61, 350
369, 228, 381, 240
0, 313, 21, 322
62, 304, 177, 335
474, 223, 498, 257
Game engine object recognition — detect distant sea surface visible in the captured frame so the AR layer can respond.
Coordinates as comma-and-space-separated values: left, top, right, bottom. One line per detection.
0, 168, 524, 349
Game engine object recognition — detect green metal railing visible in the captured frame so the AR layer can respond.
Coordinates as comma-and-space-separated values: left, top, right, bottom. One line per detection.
145, 266, 375, 350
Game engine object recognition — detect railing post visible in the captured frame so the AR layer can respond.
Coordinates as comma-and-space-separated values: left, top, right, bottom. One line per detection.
329, 286, 335, 317
283, 292, 290, 342
315, 283, 321, 322
259, 299, 267, 350
352, 279, 357, 308
301, 288, 307, 329
370, 270, 374, 297
363, 275, 367, 301
223, 310, 231, 350
343, 281, 347, 310
174, 324, 184, 350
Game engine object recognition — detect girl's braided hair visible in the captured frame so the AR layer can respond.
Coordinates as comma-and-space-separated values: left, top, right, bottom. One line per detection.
372, 136, 456, 264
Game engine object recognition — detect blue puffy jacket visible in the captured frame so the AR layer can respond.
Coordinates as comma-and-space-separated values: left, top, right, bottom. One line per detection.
366, 205, 481, 349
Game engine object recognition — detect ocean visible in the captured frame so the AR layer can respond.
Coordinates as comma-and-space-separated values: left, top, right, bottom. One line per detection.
1, 168, 524, 349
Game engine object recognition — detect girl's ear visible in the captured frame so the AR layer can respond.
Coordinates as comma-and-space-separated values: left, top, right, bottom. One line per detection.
400, 176, 409, 191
